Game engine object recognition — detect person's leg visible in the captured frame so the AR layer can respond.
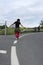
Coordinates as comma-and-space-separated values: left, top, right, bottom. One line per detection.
15, 32, 19, 39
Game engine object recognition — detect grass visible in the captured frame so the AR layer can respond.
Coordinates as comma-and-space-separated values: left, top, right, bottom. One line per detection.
6, 28, 14, 35
0, 28, 43, 35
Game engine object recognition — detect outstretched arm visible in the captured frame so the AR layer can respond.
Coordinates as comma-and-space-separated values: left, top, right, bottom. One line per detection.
9, 22, 15, 27
20, 24, 23, 27
20, 24, 26, 29
11, 22, 15, 25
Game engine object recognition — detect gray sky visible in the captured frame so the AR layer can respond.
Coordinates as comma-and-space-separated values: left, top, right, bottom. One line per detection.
0, 0, 43, 27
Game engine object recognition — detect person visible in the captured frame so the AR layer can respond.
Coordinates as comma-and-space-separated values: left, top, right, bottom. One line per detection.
11, 19, 24, 39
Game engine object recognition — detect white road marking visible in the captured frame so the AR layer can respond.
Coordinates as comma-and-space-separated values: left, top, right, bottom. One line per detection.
0, 50, 7, 54
11, 46, 19, 65
14, 40, 18, 44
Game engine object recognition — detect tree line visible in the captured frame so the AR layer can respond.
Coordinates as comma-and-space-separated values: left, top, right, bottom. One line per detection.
0, 25, 8, 29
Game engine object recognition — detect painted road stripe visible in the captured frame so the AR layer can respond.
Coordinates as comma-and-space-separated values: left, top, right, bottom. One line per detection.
11, 46, 19, 65
14, 40, 18, 44
0, 50, 7, 54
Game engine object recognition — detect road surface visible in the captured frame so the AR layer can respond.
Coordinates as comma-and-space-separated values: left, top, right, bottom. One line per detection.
0, 32, 43, 65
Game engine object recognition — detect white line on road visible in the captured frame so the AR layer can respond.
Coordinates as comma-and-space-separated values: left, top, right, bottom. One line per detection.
0, 50, 7, 54
11, 46, 19, 65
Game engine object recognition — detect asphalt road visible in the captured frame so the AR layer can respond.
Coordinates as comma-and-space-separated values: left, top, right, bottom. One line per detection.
0, 32, 43, 65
